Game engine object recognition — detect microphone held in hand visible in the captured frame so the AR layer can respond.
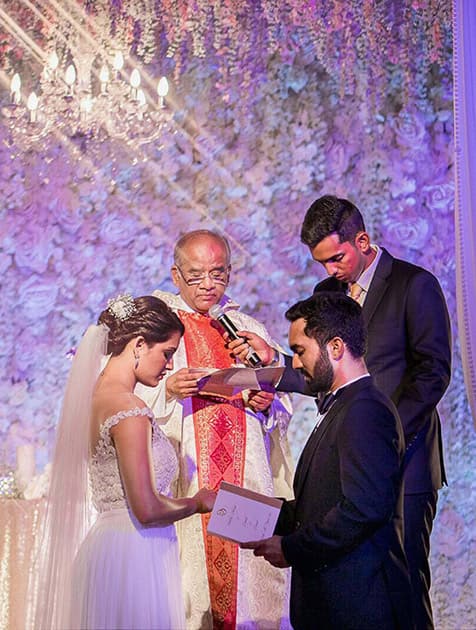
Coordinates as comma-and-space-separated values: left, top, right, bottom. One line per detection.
209, 304, 263, 367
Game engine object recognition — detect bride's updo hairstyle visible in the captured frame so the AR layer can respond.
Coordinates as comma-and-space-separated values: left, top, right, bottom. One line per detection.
98, 295, 184, 356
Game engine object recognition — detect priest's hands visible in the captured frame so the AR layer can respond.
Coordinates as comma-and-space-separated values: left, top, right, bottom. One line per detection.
246, 389, 274, 413
227, 331, 277, 367
241, 535, 290, 568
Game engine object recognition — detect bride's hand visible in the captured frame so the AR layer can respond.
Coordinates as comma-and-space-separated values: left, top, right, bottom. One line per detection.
166, 368, 208, 400
193, 488, 217, 513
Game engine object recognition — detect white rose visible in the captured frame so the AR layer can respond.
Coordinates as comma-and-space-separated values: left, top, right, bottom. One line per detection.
423, 183, 455, 214
8, 382, 29, 407
17, 276, 59, 319
393, 111, 426, 148
383, 214, 431, 251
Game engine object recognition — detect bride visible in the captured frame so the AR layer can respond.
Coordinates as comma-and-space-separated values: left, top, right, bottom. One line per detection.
36, 294, 216, 629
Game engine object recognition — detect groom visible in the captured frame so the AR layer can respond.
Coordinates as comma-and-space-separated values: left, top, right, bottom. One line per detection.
242, 292, 413, 630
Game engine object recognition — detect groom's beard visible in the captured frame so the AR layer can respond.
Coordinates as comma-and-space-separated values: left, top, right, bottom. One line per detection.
304, 350, 334, 395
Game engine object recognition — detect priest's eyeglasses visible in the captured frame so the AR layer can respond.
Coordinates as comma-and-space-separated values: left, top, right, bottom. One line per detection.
175, 265, 230, 286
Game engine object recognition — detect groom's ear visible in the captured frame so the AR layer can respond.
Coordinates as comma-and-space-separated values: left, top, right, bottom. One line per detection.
327, 337, 344, 359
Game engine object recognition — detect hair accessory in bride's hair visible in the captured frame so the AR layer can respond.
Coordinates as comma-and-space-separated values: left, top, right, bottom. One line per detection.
107, 293, 137, 321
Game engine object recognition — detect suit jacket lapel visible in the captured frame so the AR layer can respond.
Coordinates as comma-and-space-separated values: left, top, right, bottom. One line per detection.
361, 248, 393, 326
294, 403, 339, 498
293, 377, 374, 501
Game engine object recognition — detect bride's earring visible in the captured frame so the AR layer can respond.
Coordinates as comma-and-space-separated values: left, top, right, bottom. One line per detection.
134, 351, 140, 369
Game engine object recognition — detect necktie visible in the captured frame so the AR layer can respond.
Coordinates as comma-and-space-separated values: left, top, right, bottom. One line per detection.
349, 282, 363, 302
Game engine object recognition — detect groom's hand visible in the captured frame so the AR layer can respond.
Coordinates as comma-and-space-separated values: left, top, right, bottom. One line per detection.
241, 535, 290, 568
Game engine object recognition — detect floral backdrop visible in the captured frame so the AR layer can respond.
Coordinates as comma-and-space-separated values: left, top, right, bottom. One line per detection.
1, 1, 475, 628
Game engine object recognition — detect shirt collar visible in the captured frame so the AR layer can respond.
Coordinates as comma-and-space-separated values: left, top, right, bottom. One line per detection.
355, 244, 381, 292
332, 373, 371, 395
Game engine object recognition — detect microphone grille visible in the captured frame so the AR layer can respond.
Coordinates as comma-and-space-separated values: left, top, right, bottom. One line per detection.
208, 304, 223, 319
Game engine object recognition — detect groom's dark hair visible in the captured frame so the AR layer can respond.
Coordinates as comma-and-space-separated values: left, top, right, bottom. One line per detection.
286, 291, 366, 359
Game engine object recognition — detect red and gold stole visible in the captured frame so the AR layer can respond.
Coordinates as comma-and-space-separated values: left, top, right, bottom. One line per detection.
179, 310, 246, 630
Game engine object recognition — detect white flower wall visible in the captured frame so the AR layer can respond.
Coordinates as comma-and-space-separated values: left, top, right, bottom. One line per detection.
1, 14, 475, 629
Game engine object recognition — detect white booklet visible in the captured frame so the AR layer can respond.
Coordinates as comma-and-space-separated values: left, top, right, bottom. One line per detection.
196, 366, 284, 398
207, 481, 283, 543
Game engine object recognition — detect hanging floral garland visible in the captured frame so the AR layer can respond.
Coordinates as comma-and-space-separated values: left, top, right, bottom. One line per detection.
1, 0, 452, 106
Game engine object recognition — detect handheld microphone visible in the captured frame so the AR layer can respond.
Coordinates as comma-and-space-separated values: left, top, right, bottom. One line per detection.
209, 304, 263, 368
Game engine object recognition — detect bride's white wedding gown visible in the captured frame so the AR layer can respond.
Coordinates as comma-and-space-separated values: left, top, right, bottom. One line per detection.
70, 407, 186, 629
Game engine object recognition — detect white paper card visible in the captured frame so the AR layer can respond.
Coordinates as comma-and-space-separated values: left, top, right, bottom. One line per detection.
197, 366, 284, 397
207, 481, 283, 543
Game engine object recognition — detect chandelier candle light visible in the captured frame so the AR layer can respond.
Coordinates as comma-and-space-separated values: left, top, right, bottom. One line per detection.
10, 73, 21, 104
4, 48, 171, 146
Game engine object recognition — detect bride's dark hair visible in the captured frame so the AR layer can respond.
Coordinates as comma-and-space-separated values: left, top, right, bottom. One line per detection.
98, 295, 184, 355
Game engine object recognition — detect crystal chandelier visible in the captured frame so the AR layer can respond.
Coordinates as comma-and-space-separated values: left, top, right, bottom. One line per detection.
3, 47, 171, 148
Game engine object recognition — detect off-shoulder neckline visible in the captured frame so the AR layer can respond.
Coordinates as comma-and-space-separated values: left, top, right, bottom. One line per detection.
100, 406, 154, 427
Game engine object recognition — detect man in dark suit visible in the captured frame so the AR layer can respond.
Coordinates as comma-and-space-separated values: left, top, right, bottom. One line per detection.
231, 196, 451, 629
234, 195, 450, 629
242, 291, 413, 630
295, 195, 451, 630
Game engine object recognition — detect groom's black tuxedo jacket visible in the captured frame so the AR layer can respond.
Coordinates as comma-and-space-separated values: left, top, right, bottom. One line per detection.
277, 377, 412, 630
279, 247, 452, 493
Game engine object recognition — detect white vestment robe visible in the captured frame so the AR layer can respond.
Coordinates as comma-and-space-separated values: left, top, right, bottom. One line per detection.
137, 291, 294, 630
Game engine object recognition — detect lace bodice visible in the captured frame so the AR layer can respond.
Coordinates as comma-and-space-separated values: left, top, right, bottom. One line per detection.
90, 407, 178, 513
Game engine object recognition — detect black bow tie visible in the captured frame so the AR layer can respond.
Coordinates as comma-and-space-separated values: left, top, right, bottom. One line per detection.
316, 391, 337, 415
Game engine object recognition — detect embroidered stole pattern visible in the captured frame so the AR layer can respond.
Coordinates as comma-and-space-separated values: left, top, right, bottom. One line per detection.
180, 311, 246, 629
